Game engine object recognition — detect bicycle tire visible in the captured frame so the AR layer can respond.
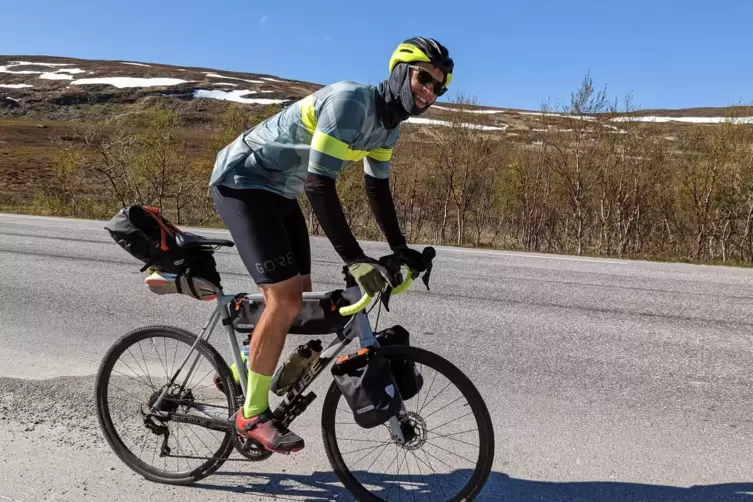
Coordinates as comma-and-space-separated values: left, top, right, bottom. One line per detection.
95, 324, 237, 485
320, 345, 495, 502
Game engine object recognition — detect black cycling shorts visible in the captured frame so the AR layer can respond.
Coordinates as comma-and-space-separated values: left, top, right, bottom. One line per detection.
212, 185, 311, 285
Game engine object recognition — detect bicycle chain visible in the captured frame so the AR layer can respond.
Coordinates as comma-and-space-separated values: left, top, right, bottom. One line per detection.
152, 400, 262, 462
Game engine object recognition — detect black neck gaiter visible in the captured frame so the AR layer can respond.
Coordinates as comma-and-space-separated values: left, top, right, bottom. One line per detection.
375, 63, 429, 129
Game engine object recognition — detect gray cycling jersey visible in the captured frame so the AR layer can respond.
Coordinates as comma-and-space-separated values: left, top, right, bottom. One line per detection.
209, 80, 400, 199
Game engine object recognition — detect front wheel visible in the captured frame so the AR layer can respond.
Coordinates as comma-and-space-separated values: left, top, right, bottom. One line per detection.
321, 345, 495, 502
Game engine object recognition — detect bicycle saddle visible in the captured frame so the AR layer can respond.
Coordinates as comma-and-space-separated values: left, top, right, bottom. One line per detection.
175, 232, 235, 249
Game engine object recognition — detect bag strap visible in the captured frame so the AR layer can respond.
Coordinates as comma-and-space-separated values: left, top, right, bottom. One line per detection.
142, 206, 180, 252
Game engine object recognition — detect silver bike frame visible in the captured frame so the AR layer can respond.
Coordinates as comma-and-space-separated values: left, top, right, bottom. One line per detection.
150, 283, 406, 443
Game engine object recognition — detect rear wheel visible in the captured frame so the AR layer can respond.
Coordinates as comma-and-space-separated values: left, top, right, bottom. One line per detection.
95, 325, 237, 485
321, 345, 495, 501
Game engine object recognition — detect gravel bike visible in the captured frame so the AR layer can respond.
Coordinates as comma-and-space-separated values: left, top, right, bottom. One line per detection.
95, 232, 495, 501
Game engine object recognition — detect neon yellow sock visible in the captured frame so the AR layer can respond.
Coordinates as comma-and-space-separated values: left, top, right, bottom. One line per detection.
243, 370, 272, 418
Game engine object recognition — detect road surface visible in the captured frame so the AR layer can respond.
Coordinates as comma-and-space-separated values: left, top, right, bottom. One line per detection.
1, 212, 753, 501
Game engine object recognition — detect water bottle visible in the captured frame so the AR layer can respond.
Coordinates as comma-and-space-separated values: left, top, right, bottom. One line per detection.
270, 339, 322, 396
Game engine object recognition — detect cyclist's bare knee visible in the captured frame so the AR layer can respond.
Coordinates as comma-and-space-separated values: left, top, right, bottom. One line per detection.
260, 275, 304, 322
300, 274, 312, 293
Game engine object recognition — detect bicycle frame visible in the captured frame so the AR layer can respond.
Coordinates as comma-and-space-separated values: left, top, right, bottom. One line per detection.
149, 280, 407, 442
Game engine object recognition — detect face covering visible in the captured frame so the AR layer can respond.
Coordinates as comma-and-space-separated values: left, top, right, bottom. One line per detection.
376, 63, 430, 129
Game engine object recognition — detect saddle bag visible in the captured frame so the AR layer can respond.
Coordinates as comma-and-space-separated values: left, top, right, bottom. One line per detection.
104, 205, 221, 299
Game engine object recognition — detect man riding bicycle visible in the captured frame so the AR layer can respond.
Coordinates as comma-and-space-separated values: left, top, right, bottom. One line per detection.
209, 36, 454, 454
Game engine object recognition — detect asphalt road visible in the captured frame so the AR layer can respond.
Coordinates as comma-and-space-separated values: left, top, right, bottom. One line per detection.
2, 212, 753, 501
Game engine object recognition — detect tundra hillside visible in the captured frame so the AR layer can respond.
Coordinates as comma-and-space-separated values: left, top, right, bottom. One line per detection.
2, 56, 753, 265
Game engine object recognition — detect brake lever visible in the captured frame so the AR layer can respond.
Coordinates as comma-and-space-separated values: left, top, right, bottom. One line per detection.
420, 246, 435, 291
422, 263, 432, 291
380, 287, 392, 312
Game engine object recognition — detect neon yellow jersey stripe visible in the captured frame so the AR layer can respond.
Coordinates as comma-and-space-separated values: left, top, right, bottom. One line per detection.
311, 130, 369, 162
299, 94, 316, 132
367, 147, 393, 162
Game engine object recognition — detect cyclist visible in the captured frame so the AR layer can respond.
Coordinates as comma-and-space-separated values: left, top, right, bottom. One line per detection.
209, 36, 454, 454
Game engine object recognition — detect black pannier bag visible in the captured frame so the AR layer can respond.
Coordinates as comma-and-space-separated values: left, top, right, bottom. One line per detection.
227, 289, 353, 335
331, 347, 403, 429
375, 325, 424, 400
104, 205, 221, 295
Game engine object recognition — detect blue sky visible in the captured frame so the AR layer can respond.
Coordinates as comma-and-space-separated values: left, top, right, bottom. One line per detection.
1, 0, 751, 111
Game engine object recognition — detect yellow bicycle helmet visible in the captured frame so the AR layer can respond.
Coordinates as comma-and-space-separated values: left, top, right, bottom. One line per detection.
389, 37, 454, 95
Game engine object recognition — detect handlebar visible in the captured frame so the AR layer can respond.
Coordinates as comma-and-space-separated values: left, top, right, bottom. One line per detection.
338, 246, 435, 316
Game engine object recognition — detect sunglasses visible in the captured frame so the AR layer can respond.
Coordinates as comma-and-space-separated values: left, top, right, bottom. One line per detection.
410, 65, 447, 97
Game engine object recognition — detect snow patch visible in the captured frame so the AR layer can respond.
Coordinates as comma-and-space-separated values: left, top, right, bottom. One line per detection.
121, 62, 151, 67
1, 63, 83, 77
193, 89, 287, 105
71, 77, 191, 88
0, 84, 32, 89
0, 66, 44, 75
4, 97, 20, 103
40, 72, 74, 80
55, 68, 86, 74
611, 115, 753, 124
260, 77, 286, 83
432, 105, 504, 114
212, 82, 238, 87
406, 117, 508, 131
518, 111, 597, 121
7, 61, 72, 67
204, 72, 264, 84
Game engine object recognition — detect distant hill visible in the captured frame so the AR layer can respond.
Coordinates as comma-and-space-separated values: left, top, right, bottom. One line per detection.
2, 55, 752, 129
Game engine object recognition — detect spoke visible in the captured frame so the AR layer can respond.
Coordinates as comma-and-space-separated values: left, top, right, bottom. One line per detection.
428, 430, 480, 449
361, 441, 393, 472
165, 421, 188, 472
341, 440, 393, 457
418, 381, 454, 416
428, 410, 474, 433
137, 430, 151, 462
108, 383, 149, 406
163, 337, 169, 381
126, 347, 155, 390
424, 439, 477, 466
421, 394, 465, 422
111, 361, 154, 390
112, 368, 154, 390
412, 449, 434, 502
150, 337, 168, 382
185, 360, 215, 392
418, 370, 439, 414
171, 337, 180, 379
429, 428, 478, 438
372, 442, 401, 496
136, 342, 157, 389
418, 449, 452, 498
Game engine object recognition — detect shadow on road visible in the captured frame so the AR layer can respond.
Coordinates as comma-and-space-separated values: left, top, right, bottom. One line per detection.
193, 469, 753, 501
